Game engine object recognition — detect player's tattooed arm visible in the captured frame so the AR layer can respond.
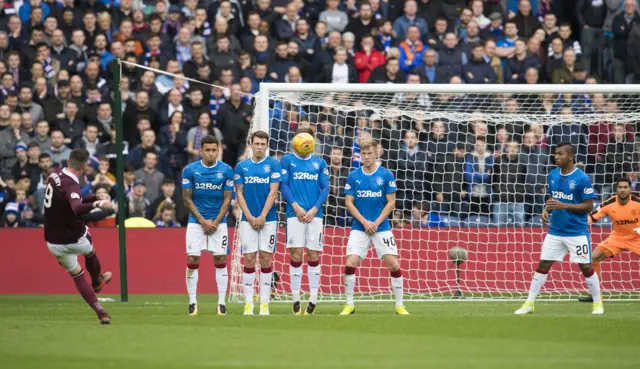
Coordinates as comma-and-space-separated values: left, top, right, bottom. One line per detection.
546, 198, 594, 213
374, 192, 396, 227
214, 190, 233, 225
345, 195, 376, 234
182, 188, 205, 224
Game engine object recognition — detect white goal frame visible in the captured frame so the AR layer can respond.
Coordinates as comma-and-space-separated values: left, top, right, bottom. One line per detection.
226, 83, 640, 303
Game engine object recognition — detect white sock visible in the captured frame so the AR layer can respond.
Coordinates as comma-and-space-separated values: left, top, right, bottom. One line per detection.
391, 276, 404, 307
260, 270, 273, 304
243, 270, 255, 304
290, 264, 302, 302
216, 265, 228, 305
345, 273, 356, 306
308, 264, 321, 304
585, 272, 602, 303
527, 272, 548, 302
186, 267, 198, 304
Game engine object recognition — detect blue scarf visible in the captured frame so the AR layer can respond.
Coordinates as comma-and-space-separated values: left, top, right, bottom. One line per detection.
379, 33, 392, 52
43, 57, 55, 79
209, 94, 225, 126
143, 49, 161, 66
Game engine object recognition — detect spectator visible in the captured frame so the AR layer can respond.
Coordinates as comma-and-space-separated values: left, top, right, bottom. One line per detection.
482, 12, 505, 41
396, 130, 427, 208
126, 178, 151, 219
153, 201, 181, 227
78, 123, 100, 156
354, 34, 386, 83
629, 21, 640, 83
462, 42, 496, 84
391, 73, 431, 107
345, 2, 376, 44
550, 23, 582, 57
426, 17, 448, 50
511, 0, 541, 39
30, 120, 51, 152
542, 12, 559, 43
460, 21, 482, 56
492, 141, 527, 225
218, 84, 252, 167
319, 0, 348, 33
374, 19, 399, 54
612, 0, 640, 84
605, 123, 636, 185
470, 0, 490, 29
521, 130, 548, 215
398, 25, 426, 73
323, 46, 358, 83
484, 39, 504, 83
496, 21, 519, 58
438, 32, 467, 82
275, 2, 299, 40
455, 7, 473, 40
135, 151, 164, 202
368, 56, 404, 84
91, 156, 116, 190
127, 128, 161, 170
186, 111, 214, 162
45, 129, 71, 167
552, 49, 578, 84
576, 0, 606, 77
0, 112, 30, 178
504, 38, 543, 83
393, 0, 429, 42
55, 100, 84, 148
432, 143, 467, 217
464, 136, 494, 217
547, 106, 588, 165
17, 87, 44, 128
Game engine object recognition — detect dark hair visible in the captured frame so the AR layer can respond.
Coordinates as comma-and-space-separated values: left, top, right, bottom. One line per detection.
68, 148, 90, 170
144, 151, 158, 159
39, 152, 52, 161
200, 135, 219, 147
94, 183, 111, 193
556, 142, 574, 154
616, 177, 632, 187
559, 22, 571, 29
251, 130, 269, 142
162, 177, 175, 185
124, 164, 136, 173
296, 126, 314, 136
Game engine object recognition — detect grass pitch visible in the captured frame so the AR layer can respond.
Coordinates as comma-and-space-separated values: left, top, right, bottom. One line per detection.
1, 295, 639, 369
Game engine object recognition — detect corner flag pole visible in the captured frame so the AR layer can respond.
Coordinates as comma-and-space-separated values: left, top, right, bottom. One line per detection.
112, 59, 128, 302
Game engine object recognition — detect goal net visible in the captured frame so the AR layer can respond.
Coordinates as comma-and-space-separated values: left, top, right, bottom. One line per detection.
229, 83, 640, 302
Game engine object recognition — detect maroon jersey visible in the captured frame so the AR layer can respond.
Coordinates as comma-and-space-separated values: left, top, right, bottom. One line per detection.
44, 168, 96, 244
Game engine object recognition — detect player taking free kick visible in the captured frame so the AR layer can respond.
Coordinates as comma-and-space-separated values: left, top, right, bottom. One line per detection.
340, 139, 409, 316
515, 143, 602, 315
577, 178, 640, 303
280, 127, 330, 315
44, 148, 113, 324
182, 135, 234, 316
235, 131, 282, 316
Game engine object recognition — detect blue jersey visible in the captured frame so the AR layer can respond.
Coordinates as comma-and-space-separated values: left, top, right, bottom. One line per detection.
234, 156, 282, 222
344, 165, 397, 232
182, 160, 234, 224
547, 167, 596, 237
280, 153, 330, 219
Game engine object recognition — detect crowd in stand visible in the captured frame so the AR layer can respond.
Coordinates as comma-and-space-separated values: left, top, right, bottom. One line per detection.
0, 0, 639, 228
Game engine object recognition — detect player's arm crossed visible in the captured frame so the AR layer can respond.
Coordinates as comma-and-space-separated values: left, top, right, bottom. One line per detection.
303, 162, 330, 223
280, 157, 306, 221
255, 162, 282, 229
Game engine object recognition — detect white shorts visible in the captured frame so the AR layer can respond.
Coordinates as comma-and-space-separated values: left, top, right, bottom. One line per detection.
240, 221, 278, 254
185, 223, 229, 256
346, 230, 398, 260
47, 229, 94, 272
286, 217, 324, 251
540, 234, 592, 264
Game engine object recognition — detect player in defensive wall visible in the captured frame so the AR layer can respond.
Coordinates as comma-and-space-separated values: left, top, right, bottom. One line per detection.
280, 128, 330, 315
515, 143, 603, 315
234, 131, 282, 316
182, 135, 234, 316
340, 138, 409, 315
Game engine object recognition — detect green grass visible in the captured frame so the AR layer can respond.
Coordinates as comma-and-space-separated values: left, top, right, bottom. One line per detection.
1, 295, 640, 369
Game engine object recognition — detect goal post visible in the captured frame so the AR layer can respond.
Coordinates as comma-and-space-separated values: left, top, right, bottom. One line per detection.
229, 83, 640, 302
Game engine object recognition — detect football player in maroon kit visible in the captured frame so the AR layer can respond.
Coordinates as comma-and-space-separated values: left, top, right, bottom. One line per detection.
44, 148, 114, 324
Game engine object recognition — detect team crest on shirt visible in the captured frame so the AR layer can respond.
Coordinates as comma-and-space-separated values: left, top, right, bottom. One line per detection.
632, 209, 638, 217
569, 180, 576, 190
217, 172, 224, 179
264, 164, 271, 173
312, 162, 320, 170
376, 177, 384, 186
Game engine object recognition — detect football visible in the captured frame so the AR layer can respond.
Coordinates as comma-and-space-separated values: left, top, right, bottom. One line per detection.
292, 132, 315, 156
